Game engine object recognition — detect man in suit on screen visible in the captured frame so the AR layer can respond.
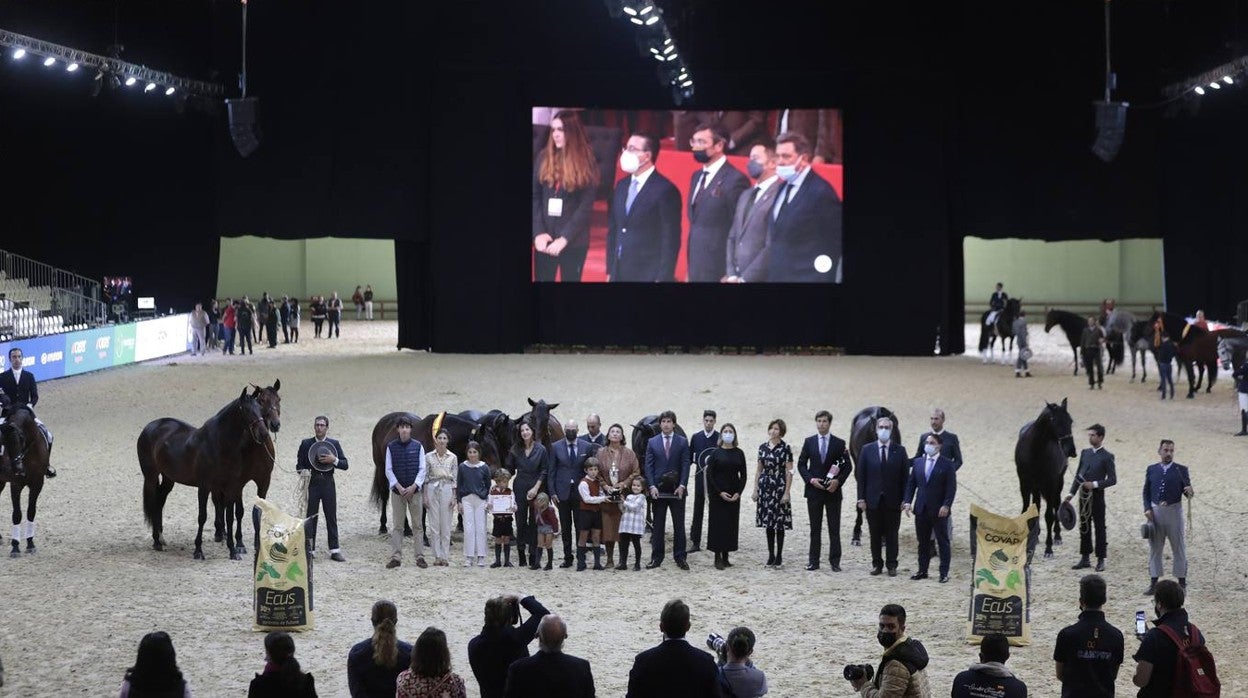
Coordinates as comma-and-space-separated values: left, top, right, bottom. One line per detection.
724, 141, 782, 283
766, 132, 843, 283
685, 124, 749, 283
606, 133, 682, 282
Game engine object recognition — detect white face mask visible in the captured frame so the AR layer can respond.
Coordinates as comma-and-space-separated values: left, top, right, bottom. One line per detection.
721, 432, 735, 445
620, 150, 641, 174
776, 163, 799, 183
924, 444, 938, 457
877, 428, 892, 442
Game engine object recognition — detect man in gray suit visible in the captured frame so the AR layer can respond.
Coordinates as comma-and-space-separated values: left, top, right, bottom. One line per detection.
723, 142, 782, 283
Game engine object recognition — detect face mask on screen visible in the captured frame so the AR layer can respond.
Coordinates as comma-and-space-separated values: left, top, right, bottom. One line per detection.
620, 150, 641, 174
746, 159, 765, 179
692, 149, 712, 164
776, 164, 799, 182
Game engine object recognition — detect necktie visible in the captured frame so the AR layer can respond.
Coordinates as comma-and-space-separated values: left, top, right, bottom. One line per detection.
774, 183, 793, 220
691, 169, 709, 207
625, 177, 640, 214
926, 458, 934, 480
570, 441, 576, 460
664, 435, 671, 458
819, 435, 827, 460
743, 185, 761, 220
880, 444, 886, 462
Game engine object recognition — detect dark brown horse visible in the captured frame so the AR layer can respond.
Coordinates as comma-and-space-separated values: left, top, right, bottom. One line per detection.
369, 411, 504, 534
218, 381, 282, 554
1014, 398, 1076, 561
137, 387, 273, 559
0, 407, 52, 557
518, 398, 564, 449
1177, 327, 1247, 398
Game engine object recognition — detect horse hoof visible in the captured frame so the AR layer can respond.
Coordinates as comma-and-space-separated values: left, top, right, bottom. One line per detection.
229, 551, 241, 561
153, 541, 164, 551
193, 550, 205, 560
1043, 551, 1054, 559
378, 526, 388, 536
236, 545, 248, 555
213, 532, 224, 543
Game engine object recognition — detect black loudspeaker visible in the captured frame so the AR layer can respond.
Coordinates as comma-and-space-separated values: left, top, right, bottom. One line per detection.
1091, 100, 1127, 162
226, 97, 261, 157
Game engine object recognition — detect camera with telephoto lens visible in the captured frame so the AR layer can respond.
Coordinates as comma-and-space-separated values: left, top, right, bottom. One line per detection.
706, 633, 728, 663
843, 664, 874, 682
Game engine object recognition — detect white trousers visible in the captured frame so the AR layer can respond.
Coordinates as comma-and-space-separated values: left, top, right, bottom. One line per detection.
426, 481, 456, 560
461, 494, 488, 558
365, 300, 374, 320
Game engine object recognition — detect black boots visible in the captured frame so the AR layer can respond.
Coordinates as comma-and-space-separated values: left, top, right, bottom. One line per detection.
592, 546, 605, 571
529, 547, 542, 570
490, 544, 502, 568
503, 544, 513, 567
544, 549, 553, 570
1237, 410, 1248, 436
517, 545, 527, 567
576, 546, 587, 571
1073, 555, 1091, 570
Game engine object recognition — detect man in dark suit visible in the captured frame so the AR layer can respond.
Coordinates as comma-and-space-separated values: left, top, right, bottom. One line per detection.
687, 409, 719, 553
548, 419, 593, 568
766, 132, 843, 283
296, 415, 349, 562
626, 599, 723, 698
796, 409, 851, 571
904, 433, 957, 582
469, 594, 550, 698
504, 615, 595, 698
914, 408, 963, 470
855, 416, 910, 576
578, 413, 606, 448
686, 124, 749, 282
644, 410, 691, 569
724, 142, 782, 283
674, 110, 767, 156
0, 346, 54, 477
606, 133, 682, 282
1066, 424, 1117, 572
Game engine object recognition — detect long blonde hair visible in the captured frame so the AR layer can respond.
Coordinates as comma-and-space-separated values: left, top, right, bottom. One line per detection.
538, 110, 600, 192
371, 599, 399, 667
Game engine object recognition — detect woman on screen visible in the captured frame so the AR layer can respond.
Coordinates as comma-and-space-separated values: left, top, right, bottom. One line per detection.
532, 109, 599, 282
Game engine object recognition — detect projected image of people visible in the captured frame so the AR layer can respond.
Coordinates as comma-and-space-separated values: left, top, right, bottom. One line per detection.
531, 108, 843, 283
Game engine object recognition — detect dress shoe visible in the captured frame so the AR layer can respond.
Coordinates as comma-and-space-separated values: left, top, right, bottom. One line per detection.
910, 572, 928, 580
1144, 580, 1157, 595
386, 559, 401, 569
939, 575, 950, 583
616, 562, 628, 571
870, 566, 883, 576
560, 558, 574, 569
830, 564, 842, 572
1179, 577, 1187, 589
645, 560, 662, 569
715, 558, 726, 570
676, 560, 690, 570
1072, 556, 1091, 570
687, 544, 701, 553
330, 552, 346, 562
415, 557, 428, 569
805, 562, 820, 571
1095, 558, 1106, 572
887, 568, 898, 577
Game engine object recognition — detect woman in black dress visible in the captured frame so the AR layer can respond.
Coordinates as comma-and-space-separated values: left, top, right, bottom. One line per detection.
505, 422, 547, 569
706, 423, 747, 570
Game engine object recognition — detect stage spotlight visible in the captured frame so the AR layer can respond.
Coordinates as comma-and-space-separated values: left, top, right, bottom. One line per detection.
144, 82, 157, 92
66, 62, 79, 72
1210, 81, 1221, 89
624, 1, 657, 25
125, 76, 137, 87
43, 56, 56, 67
1224, 75, 1234, 84
12, 48, 26, 59
164, 86, 175, 96
1194, 85, 1205, 95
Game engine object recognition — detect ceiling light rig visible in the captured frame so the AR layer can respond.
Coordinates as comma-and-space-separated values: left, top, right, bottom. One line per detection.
0, 28, 225, 101
1161, 55, 1248, 105
607, 0, 695, 105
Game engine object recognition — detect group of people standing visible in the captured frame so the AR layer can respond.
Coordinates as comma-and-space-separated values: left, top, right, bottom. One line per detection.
190, 291, 359, 356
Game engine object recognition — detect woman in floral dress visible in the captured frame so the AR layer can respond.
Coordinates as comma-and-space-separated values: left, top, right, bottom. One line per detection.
753, 418, 793, 568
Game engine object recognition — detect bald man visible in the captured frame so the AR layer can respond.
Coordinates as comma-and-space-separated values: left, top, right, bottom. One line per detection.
504, 615, 596, 697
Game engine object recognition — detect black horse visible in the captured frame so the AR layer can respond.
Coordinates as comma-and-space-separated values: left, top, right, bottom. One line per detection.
978, 298, 1020, 364
518, 398, 564, 449
1044, 309, 1085, 376
630, 414, 689, 464
0, 407, 52, 557
1014, 398, 1076, 561
847, 406, 901, 546
459, 409, 515, 458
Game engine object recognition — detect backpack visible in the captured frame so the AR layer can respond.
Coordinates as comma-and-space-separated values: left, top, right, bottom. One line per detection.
1156, 622, 1220, 697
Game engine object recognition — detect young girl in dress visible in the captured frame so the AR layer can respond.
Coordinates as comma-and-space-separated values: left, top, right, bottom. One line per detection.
617, 477, 648, 571
487, 468, 517, 568
531, 493, 559, 571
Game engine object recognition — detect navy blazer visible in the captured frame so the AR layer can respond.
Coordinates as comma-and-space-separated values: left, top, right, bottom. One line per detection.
915, 431, 963, 469
1141, 462, 1192, 510
686, 162, 750, 282
0, 369, 38, 408
606, 169, 683, 282
765, 169, 843, 283
626, 639, 724, 698
904, 455, 957, 517
504, 650, 596, 698
796, 432, 851, 501
689, 430, 720, 467
644, 432, 691, 491
855, 441, 910, 510
547, 437, 594, 500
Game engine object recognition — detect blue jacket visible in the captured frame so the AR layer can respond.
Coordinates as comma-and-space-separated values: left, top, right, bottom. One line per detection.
645, 432, 691, 491
387, 438, 424, 488
1142, 462, 1191, 511
855, 441, 910, 510
914, 430, 962, 469
904, 455, 957, 517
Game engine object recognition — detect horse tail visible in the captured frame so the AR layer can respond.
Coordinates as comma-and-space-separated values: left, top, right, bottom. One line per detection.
137, 429, 160, 528
978, 313, 992, 352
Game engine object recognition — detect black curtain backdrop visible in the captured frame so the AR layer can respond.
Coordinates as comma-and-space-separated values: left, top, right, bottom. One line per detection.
2, 1, 1245, 351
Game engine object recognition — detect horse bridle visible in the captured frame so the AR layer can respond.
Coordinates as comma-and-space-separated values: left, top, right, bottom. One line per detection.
240, 402, 276, 464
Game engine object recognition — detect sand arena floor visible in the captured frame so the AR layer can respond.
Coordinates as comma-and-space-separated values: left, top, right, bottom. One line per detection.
0, 320, 1244, 696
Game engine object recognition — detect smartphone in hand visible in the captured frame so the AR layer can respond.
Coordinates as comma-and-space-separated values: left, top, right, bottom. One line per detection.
1135, 610, 1147, 638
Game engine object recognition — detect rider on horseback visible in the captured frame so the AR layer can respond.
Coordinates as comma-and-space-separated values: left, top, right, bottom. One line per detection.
985, 282, 1008, 327
0, 347, 55, 478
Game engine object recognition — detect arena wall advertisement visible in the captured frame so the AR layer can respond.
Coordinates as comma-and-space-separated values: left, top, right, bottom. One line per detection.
0, 314, 189, 379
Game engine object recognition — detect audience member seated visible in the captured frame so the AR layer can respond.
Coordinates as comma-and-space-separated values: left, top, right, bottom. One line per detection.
348, 599, 414, 697
719, 626, 768, 697
627, 599, 724, 697
396, 627, 467, 698
504, 615, 596, 697
468, 593, 550, 698
118, 631, 191, 698
248, 631, 317, 698
950, 633, 1026, 698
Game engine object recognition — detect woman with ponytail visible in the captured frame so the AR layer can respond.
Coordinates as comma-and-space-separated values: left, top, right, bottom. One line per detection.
348, 599, 413, 697
248, 631, 317, 697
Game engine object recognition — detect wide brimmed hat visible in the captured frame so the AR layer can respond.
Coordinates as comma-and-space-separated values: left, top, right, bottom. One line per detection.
1058, 500, 1077, 530
1140, 520, 1155, 540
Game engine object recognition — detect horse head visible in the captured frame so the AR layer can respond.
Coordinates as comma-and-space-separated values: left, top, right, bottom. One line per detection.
235, 388, 271, 448
488, 412, 515, 454
525, 397, 559, 443
250, 379, 282, 434
1044, 309, 1058, 332
1044, 398, 1076, 459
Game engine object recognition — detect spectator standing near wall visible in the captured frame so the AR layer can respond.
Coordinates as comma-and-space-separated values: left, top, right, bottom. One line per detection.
364, 284, 374, 320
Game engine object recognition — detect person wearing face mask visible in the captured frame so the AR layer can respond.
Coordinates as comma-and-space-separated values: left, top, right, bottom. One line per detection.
901, 433, 957, 583
724, 142, 782, 283
1132, 579, 1213, 696
766, 131, 843, 283
1053, 574, 1124, 698
855, 417, 910, 576
532, 110, 599, 282
705, 422, 747, 570
685, 124, 749, 283
673, 110, 767, 156
849, 604, 930, 697
546, 419, 593, 569
606, 133, 682, 282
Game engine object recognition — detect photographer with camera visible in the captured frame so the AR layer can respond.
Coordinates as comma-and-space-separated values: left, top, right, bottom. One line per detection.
467, 593, 551, 698
847, 604, 930, 698
708, 626, 768, 697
